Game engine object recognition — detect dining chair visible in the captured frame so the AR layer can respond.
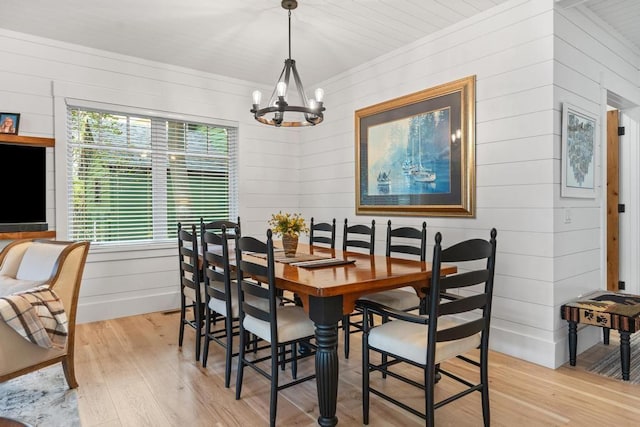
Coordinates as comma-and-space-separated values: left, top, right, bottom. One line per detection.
356, 220, 427, 373
342, 218, 375, 358
309, 217, 336, 248
360, 228, 497, 426
199, 217, 241, 318
177, 222, 205, 361
200, 225, 238, 386
358, 220, 427, 314
234, 229, 317, 427
342, 218, 375, 254
200, 216, 240, 242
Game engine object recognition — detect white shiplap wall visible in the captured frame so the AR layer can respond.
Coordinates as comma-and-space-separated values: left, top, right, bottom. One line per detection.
0, 28, 299, 323
299, 0, 640, 368
552, 3, 640, 366
300, 0, 560, 367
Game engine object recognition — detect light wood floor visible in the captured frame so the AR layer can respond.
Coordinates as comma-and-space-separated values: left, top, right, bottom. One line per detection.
73, 311, 640, 426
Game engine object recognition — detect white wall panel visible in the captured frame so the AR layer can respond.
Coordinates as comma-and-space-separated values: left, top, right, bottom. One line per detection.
477, 135, 555, 164
478, 160, 555, 186
551, 2, 640, 365
477, 85, 554, 123
298, 0, 559, 368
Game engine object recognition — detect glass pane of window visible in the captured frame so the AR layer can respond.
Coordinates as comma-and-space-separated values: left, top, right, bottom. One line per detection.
67, 107, 237, 245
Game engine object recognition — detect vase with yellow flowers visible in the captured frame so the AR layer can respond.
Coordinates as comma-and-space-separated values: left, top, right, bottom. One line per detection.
269, 211, 309, 257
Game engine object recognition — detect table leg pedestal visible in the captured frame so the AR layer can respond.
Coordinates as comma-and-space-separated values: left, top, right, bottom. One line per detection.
315, 323, 339, 427
309, 295, 343, 427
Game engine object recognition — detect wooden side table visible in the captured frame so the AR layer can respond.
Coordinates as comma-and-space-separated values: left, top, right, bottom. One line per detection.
561, 290, 640, 380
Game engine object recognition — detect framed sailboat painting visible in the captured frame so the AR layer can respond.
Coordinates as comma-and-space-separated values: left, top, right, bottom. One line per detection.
355, 76, 476, 217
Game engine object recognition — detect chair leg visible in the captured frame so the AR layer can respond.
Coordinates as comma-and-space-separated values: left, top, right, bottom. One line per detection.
202, 307, 211, 368
343, 315, 350, 359
236, 325, 246, 400
291, 342, 298, 380
481, 352, 490, 426
381, 314, 388, 379
178, 297, 186, 347
224, 317, 233, 388
62, 356, 78, 389
362, 332, 370, 425
270, 340, 279, 427
194, 302, 202, 362
426, 364, 436, 426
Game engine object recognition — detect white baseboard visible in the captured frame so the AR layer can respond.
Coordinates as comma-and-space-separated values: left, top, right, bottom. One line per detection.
75, 292, 603, 370
76, 291, 180, 324
489, 324, 601, 368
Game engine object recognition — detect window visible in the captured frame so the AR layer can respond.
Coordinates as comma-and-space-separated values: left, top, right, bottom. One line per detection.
66, 106, 238, 244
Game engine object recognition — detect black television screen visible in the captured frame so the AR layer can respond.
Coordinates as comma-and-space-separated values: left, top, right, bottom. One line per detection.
0, 143, 47, 231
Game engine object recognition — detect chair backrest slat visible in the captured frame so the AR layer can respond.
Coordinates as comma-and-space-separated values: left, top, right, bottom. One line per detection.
439, 269, 490, 291
438, 293, 488, 316
441, 238, 493, 263
436, 318, 486, 342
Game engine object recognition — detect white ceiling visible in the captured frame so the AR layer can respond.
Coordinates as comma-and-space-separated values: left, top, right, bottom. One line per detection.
1, 0, 639, 87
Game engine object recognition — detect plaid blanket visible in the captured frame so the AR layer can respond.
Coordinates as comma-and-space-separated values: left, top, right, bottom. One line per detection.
0, 285, 68, 348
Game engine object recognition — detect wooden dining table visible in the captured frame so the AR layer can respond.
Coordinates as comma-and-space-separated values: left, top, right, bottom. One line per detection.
257, 242, 457, 427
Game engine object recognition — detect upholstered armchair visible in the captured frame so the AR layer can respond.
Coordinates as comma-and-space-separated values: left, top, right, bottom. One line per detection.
0, 239, 90, 388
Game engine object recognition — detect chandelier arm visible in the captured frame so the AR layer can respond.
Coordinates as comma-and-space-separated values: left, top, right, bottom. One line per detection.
283, 59, 293, 96
290, 60, 310, 106
290, 60, 318, 124
267, 64, 289, 108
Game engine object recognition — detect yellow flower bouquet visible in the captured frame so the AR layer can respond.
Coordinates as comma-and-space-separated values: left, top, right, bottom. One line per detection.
268, 211, 309, 237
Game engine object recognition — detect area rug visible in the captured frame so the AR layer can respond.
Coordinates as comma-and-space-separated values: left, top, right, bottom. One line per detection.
0, 366, 80, 426
587, 332, 640, 384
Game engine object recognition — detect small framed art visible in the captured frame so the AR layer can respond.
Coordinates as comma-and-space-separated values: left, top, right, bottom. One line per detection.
561, 103, 597, 198
0, 112, 20, 135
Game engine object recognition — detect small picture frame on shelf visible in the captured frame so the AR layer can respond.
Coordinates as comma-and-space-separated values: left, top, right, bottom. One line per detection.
0, 112, 20, 135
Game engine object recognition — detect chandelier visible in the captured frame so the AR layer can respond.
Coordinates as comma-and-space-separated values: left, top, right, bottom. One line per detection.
251, 0, 325, 127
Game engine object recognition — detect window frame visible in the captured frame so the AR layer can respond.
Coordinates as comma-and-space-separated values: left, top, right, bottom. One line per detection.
61, 98, 239, 249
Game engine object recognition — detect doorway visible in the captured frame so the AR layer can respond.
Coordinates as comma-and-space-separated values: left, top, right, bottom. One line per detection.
607, 107, 640, 294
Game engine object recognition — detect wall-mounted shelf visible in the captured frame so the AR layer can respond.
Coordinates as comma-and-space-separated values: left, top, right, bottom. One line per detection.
0, 134, 55, 147
0, 230, 56, 240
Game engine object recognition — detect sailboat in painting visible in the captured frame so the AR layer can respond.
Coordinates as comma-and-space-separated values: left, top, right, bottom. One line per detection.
410, 123, 436, 183
412, 164, 436, 183
377, 170, 390, 193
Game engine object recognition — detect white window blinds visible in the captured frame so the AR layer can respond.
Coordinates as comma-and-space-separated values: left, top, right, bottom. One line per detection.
66, 106, 238, 244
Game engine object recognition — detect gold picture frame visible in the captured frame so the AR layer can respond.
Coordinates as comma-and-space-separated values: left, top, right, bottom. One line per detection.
355, 76, 476, 217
